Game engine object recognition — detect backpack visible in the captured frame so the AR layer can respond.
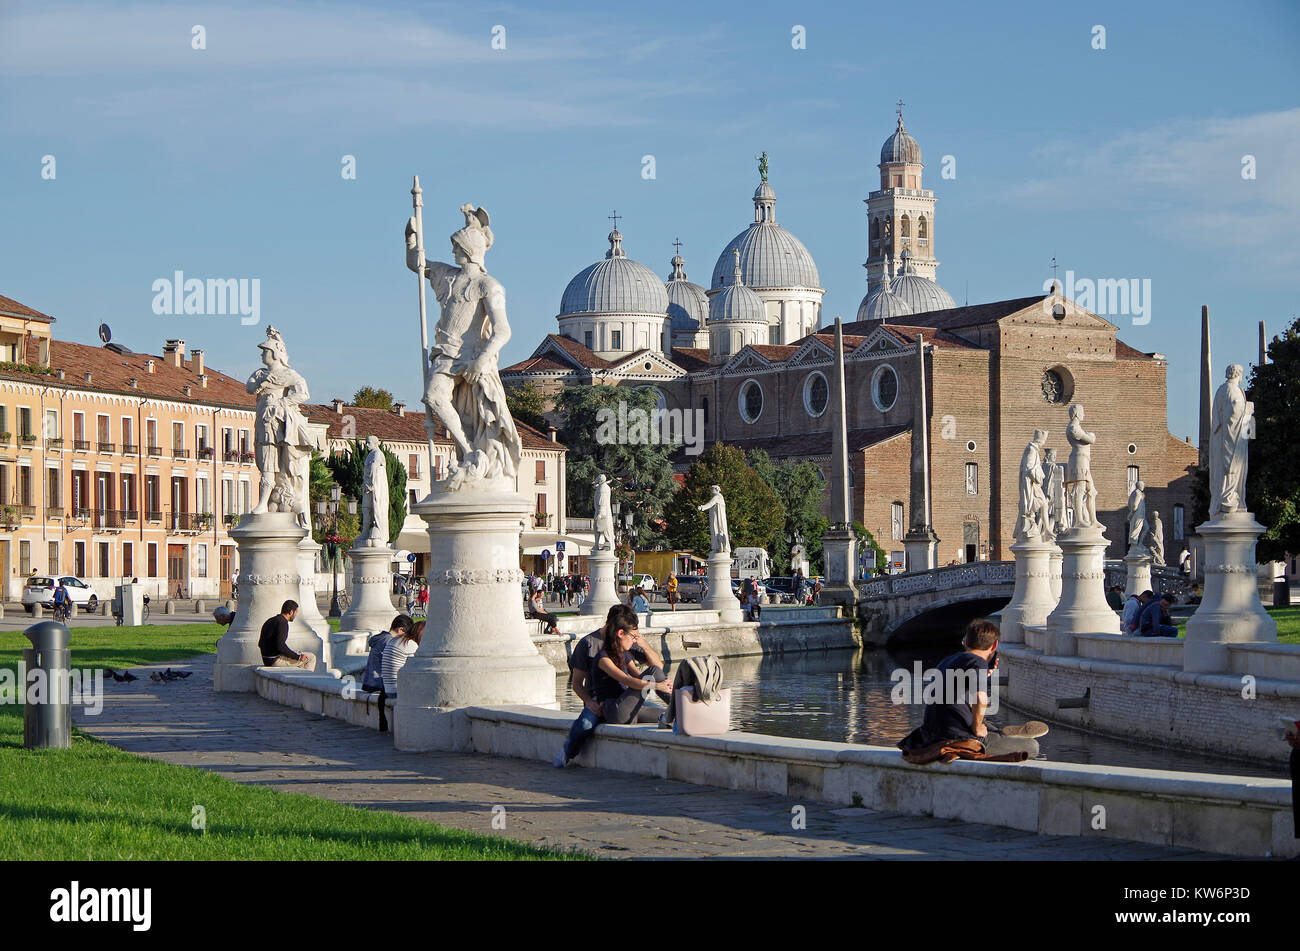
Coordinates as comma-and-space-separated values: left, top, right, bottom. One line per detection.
362, 632, 393, 693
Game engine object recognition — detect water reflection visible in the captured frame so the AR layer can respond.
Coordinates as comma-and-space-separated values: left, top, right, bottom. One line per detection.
557, 647, 1281, 779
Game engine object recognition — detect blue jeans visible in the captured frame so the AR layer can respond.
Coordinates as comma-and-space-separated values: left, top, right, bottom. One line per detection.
1141, 624, 1178, 637
562, 707, 601, 762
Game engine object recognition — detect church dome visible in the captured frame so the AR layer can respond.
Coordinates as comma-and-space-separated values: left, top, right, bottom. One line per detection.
664, 250, 709, 333
880, 114, 922, 165
559, 229, 670, 317
857, 282, 913, 321
709, 250, 765, 324
889, 251, 955, 313
712, 171, 821, 291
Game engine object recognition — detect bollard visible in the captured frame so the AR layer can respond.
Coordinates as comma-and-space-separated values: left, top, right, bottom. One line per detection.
100, 601, 110, 616
0, 602, 5, 619
164, 601, 176, 615
23, 620, 72, 749
195, 599, 205, 613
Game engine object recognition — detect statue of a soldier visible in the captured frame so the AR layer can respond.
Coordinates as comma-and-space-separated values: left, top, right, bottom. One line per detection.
246, 326, 320, 531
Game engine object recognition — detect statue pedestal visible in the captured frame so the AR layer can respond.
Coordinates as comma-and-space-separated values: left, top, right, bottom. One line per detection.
903, 526, 940, 573
1123, 548, 1153, 600
703, 551, 743, 623
216, 513, 329, 691
820, 525, 859, 610
1184, 513, 1279, 673
340, 544, 397, 633
1044, 524, 1119, 655
1000, 538, 1058, 644
1048, 547, 1063, 602
580, 546, 620, 620
296, 538, 334, 672
394, 487, 556, 752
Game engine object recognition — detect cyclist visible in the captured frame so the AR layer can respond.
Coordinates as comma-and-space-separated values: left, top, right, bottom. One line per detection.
52, 581, 71, 621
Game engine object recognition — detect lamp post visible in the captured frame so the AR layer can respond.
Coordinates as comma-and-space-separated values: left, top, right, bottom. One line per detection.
315, 485, 357, 618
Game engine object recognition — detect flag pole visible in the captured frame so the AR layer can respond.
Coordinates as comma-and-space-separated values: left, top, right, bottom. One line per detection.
411, 175, 436, 480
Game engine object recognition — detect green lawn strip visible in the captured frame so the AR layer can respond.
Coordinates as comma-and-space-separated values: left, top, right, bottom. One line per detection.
0, 620, 583, 860
1173, 606, 1300, 643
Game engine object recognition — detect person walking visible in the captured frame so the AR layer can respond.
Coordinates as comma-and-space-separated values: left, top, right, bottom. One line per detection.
665, 571, 679, 612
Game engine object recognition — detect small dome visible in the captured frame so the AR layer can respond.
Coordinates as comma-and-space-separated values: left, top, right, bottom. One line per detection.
709, 250, 765, 324
889, 251, 956, 313
559, 228, 670, 317
665, 250, 709, 333
857, 282, 913, 321
753, 179, 775, 202
712, 163, 821, 290
880, 114, 922, 166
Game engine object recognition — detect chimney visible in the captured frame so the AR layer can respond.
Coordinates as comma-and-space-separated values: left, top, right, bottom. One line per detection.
192, 348, 205, 375
198, 373, 208, 389
163, 338, 185, 368
183, 384, 192, 397
56, 369, 65, 380
331, 398, 345, 415
145, 358, 156, 374
548, 425, 557, 443
84, 372, 92, 384
128, 378, 139, 389
393, 401, 405, 417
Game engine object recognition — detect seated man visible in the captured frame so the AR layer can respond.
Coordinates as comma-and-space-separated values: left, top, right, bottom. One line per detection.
1137, 593, 1178, 637
897, 618, 1047, 762
258, 599, 316, 669
1105, 585, 1125, 611
1121, 590, 1151, 635
213, 605, 236, 627
527, 588, 560, 635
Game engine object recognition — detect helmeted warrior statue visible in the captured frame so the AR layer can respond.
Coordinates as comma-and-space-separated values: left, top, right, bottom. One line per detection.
246, 326, 319, 531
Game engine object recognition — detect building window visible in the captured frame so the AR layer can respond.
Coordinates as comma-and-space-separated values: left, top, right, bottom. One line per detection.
965, 463, 978, 496
172, 422, 184, 451
48, 541, 58, 575
18, 466, 32, 506
196, 424, 209, 452
98, 542, 110, 578
584, 331, 594, 350
19, 540, 31, 576
535, 460, 546, 484
146, 475, 161, 518
891, 502, 905, 541
409, 489, 418, 508
900, 215, 910, 238
123, 542, 133, 578
238, 429, 250, 453
536, 493, 547, 515
1127, 466, 1140, 493
0, 405, 7, 437
1173, 504, 1185, 541
44, 409, 57, 440
147, 542, 158, 577
611, 330, 622, 350
408, 453, 420, 478
872, 364, 899, 412
701, 396, 709, 424
121, 474, 135, 513
73, 412, 85, 443
739, 379, 763, 424
46, 467, 60, 508
97, 414, 110, 444
803, 371, 829, 418
918, 217, 928, 240
769, 325, 780, 345
196, 544, 208, 578
18, 407, 32, 440
74, 541, 86, 577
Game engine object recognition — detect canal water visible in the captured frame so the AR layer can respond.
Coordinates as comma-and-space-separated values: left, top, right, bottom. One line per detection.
557, 647, 1283, 779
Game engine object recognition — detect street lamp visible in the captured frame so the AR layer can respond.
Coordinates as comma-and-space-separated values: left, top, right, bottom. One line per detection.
316, 484, 356, 618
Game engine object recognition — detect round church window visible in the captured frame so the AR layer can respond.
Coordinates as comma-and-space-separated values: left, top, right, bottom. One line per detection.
1042, 369, 1065, 403
803, 372, 829, 418
739, 380, 764, 423
872, 365, 898, 413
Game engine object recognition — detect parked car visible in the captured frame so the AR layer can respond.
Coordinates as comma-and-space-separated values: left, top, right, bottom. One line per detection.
763, 577, 800, 603
23, 575, 99, 614
673, 575, 707, 603
731, 579, 770, 601
628, 573, 657, 598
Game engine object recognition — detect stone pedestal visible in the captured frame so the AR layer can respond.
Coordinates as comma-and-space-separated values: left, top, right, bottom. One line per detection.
1044, 524, 1119, 656
903, 526, 940, 573
394, 486, 556, 752
819, 526, 859, 611
580, 546, 619, 620
1000, 538, 1058, 644
1123, 548, 1153, 599
216, 513, 330, 691
340, 544, 397, 633
296, 539, 333, 672
1048, 546, 1063, 602
703, 551, 743, 623
1184, 513, 1279, 673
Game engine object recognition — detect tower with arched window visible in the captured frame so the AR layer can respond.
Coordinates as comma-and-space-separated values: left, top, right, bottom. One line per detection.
864, 104, 941, 295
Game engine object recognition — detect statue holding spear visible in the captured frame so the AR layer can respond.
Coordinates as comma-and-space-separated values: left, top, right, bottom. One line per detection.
405, 186, 522, 491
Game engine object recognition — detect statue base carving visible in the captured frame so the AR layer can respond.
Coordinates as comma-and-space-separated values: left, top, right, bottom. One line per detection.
1049, 547, 1063, 602
1183, 512, 1279, 673
903, 526, 940, 573
1001, 538, 1059, 644
1044, 524, 1119, 656
340, 544, 398, 634
819, 525, 859, 610
1123, 549, 1153, 600
703, 551, 743, 623
580, 546, 620, 619
216, 513, 330, 691
393, 487, 556, 751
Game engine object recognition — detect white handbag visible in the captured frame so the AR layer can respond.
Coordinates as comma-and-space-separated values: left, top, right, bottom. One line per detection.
674, 686, 731, 736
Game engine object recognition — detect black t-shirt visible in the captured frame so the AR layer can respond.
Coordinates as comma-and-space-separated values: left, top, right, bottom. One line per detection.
568, 631, 645, 675
589, 650, 629, 703
918, 650, 989, 742
258, 614, 299, 665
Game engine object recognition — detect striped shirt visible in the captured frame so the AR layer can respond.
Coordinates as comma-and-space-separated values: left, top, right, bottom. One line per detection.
382, 636, 419, 694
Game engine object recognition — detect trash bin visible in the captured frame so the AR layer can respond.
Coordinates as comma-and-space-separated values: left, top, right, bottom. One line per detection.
22, 620, 71, 749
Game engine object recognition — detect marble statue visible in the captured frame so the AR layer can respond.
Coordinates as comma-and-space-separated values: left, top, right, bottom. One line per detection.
1126, 480, 1147, 553
1044, 447, 1068, 537
1209, 364, 1254, 518
1147, 510, 1166, 566
247, 326, 319, 531
698, 484, 731, 555
406, 203, 522, 490
593, 474, 616, 551
1064, 403, 1098, 528
359, 435, 390, 548
1015, 430, 1051, 542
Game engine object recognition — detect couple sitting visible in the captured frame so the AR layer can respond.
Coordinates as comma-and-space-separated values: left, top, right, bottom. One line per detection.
554, 604, 671, 768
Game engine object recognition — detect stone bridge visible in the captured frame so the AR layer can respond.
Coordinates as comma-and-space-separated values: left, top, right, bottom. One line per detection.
856, 561, 1016, 647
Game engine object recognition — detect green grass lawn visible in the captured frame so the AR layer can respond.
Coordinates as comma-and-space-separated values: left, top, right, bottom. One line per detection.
0, 620, 581, 860
1172, 605, 1300, 643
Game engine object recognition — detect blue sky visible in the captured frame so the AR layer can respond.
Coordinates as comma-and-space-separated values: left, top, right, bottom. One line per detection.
1, 0, 1297, 441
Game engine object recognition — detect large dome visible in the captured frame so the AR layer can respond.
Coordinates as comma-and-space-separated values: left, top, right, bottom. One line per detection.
711, 178, 820, 291
880, 114, 922, 165
857, 282, 913, 321
664, 252, 709, 333
890, 251, 956, 313
559, 230, 669, 317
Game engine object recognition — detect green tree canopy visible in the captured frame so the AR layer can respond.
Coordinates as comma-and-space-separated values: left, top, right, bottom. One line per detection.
664, 443, 784, 555
556, 385, 677, 546
1247, 318, 1300, 561
747, 449, 829, 573
505, 381, 550, 433
325, 439, 409, 547
352, 386, 395, 410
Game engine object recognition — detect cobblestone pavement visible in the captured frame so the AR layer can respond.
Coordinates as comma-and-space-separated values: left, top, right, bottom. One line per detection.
73, 655, 1229, 860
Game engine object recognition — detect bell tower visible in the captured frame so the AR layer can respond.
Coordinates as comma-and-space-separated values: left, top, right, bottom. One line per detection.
864, 102, 940, 293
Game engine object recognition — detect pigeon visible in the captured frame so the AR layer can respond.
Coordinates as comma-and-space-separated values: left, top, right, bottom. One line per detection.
123, 671, 138, 682
109, 670, 127, 683
150, 672, 163, 683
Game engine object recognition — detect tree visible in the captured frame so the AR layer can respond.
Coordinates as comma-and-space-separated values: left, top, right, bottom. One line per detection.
555, 385, 677, 547
852, 521, 889, 574
326, 439, 409, 547
747, 449, 829, 573
505, 381, 550, 433
352, 386, 395, 410
664, 444, 784, 555
1247, 318, 1300, 561
309, 452, 358, 566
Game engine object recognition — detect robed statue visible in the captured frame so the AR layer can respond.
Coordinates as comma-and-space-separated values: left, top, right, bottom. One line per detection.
1209, 364, 1254, 518
698, 485, 731, 555
359, 435, 390, 548
1147, 511, 1166, 567
406, 201, 522, 490
1043, 447, 1068, 537
593, 474, 616, 552
247, 326, 322, 531
1126, 480, 1148, 554
1015, 430, 1050, 542
1064, 403, 1098, 529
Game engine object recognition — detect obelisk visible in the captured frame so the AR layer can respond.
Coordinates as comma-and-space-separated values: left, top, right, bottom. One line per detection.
903, 333, 940, 571
820, 317, 858, 607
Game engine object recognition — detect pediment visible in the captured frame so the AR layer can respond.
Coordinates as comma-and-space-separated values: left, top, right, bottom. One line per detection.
605, 350, 686, 379
721, 347, 774, 374
786, 338, 834, 366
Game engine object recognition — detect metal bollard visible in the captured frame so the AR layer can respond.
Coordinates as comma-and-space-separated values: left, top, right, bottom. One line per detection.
23, 620, 72, 749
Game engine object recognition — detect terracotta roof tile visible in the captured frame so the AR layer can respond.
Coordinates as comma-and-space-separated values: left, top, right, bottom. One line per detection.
302, 403, 565, 451
670, 348, 710, 372
1114, 340, 1152, 360
542, 334, 612, 369
0, 293, 55, 322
